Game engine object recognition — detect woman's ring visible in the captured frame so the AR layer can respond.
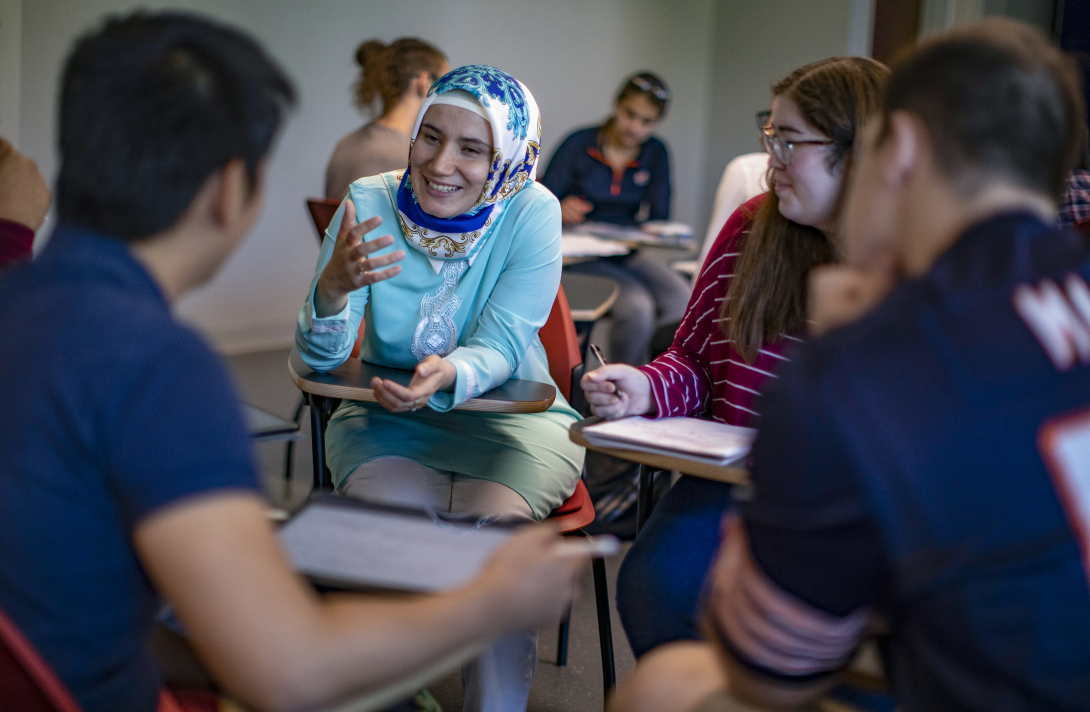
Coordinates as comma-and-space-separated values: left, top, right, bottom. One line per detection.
358, 261, 370, 276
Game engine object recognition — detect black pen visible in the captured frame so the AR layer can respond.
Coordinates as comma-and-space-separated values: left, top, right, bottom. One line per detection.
589, 343, 609, 366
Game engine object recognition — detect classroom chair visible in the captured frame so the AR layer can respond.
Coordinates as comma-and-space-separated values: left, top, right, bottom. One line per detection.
1, 602, 223, 712
538, 281, 616, 692
0, 604, 82, 712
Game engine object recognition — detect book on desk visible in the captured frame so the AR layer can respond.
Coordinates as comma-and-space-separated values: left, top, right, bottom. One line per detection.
582, 416, 755, 466
278, 497, 619, 594
279, 497, 515, 593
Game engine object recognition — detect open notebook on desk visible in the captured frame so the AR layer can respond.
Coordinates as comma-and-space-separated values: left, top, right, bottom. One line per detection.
582, 416, 755, 466
279, 497, 515, 593
578, 221, 694, 248
562, 232, 631, 258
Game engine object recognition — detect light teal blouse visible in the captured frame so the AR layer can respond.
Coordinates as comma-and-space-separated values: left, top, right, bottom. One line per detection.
295, 172, 583, 518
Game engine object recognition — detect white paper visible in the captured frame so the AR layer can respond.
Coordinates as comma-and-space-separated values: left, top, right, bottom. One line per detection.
641, 220, 693, 239
279, 502, 512, 592
583, 416, 755, 465
562, 233, 631, 257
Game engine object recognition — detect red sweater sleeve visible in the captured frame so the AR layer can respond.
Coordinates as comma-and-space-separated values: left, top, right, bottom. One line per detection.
639, 195, 763, 417
0, 218, 34, 269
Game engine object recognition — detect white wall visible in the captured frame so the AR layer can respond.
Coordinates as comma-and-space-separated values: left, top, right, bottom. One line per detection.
0, 0, 20, 148
13, 0, 875, 352
698, 0, 868, 243
15, 0, 716, 352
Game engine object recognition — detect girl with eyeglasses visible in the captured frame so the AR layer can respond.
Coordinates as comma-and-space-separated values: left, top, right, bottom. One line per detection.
325, 38, 449, 202
542, 71, 692, 366
580, 57, 889, 660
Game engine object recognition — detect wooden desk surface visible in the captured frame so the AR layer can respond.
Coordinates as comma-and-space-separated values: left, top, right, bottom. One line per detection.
561, 272, 619, 322
569, 417, 750, 485
289, 349, 555, 414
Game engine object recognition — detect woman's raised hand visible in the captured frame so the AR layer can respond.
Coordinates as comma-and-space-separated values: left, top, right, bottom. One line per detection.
314, 200, 406, 317
372, 355, 457, 413
580, 364, 654, 420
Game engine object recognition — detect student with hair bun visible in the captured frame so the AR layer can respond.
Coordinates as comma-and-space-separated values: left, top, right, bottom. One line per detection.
325, 38, 448, 201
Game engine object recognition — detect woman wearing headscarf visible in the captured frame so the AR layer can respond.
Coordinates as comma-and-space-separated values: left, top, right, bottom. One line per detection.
296, 65, 582, 711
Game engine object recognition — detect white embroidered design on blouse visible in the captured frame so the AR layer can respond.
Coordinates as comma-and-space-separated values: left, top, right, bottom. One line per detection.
411, 261, 468, 361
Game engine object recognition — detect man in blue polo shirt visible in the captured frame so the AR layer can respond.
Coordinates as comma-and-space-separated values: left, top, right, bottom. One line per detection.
0, 12, 587, 712
608, 18, 1090, 712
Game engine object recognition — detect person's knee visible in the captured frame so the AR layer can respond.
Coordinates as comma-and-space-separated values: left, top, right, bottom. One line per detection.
607, 641, 726, 712
340, 456, 448, 510
611, 284, 656, 326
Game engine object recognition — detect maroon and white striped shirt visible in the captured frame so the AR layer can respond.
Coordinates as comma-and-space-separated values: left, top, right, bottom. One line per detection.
638, 194, 799, 426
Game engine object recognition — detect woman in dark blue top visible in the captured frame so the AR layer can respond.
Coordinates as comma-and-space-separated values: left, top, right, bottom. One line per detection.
543, 72, 690, 364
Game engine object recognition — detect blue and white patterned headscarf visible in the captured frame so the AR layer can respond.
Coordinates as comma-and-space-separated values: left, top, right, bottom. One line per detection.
395, 65, 542, 265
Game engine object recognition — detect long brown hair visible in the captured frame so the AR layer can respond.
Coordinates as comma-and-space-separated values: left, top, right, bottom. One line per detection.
725, 57, 889, 361
353, 38, 446, 116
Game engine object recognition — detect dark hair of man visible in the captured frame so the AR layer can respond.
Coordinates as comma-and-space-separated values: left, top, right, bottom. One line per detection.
55, 11, 295, 243
883, 17, 1085, 199
354, 38, 447, 116
724, 57, 890, 361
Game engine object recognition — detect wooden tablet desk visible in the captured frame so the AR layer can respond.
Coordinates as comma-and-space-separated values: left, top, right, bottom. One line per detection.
570, 417, 750, 533
288, 350, 555, 414
289, 349, 556, 490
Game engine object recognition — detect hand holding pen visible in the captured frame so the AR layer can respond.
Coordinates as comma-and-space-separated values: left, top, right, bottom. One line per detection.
579, 345, 656, 420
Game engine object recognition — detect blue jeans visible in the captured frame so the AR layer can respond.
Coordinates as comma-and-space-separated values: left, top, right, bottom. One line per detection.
615, 476, 734, 657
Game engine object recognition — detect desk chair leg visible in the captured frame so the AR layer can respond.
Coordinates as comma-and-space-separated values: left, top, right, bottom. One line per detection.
574, 321, 594, 365
555, 615, 570, 667
307, 395, 337, 493
283, 395, 306, 484
307, 395, 327, 493
591, 553, 616, 693
636, 464, 657, 534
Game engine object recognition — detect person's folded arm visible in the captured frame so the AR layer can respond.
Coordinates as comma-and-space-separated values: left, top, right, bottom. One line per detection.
295, 199, 370, 372
702, 351, 889, 708
433, 196, 562, 410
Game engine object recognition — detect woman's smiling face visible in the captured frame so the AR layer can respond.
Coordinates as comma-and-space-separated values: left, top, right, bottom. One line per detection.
409, 104, 493, 218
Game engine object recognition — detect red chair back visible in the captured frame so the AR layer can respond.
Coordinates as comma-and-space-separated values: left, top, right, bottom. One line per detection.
0, 606, 82, 712
538, 284, 595, 532
538, 284, 582, 402
306, 198, 341, 245
550, 478, 595, 531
